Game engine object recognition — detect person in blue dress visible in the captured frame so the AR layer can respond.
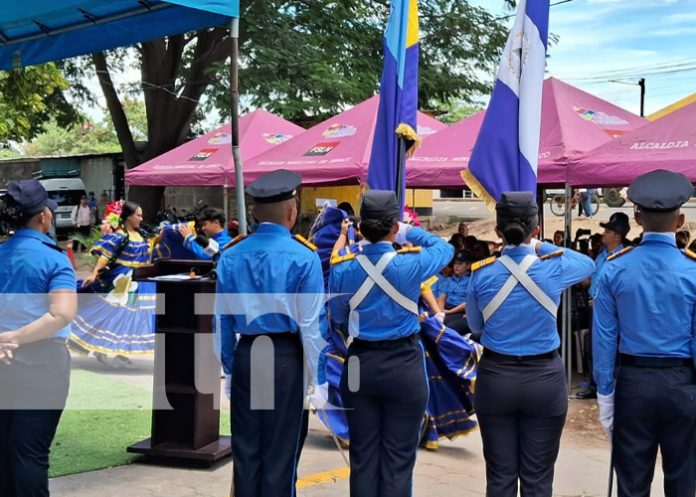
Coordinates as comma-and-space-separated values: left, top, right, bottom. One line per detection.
178, 207, 232, 260
329, 190, 453, 497
75, 201, 156, 367
593, 170, 696, 497
216, 170, 327, 497
466, 192, 594, 497
0, 180, 77, 497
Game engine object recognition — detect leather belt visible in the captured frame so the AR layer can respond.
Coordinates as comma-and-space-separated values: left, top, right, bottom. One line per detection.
620, 354, 692, 368
483, 349, 558, 362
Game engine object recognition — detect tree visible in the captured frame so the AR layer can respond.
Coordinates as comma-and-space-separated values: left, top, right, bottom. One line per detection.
0, 64, 80, 144
204, 0, 509, 125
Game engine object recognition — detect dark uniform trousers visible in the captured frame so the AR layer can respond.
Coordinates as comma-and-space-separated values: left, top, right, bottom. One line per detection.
339, 335, 429, 497
474, 353, 568, 497
614, 364, 696, 497
231, 333, 307, 497
443, 304, 471, 337
0, 340, 70, 497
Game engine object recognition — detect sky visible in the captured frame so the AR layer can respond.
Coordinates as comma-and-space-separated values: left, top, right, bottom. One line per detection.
471, 0, 696, 116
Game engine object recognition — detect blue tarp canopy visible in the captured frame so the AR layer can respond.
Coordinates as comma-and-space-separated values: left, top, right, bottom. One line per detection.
0, 1, 239, 70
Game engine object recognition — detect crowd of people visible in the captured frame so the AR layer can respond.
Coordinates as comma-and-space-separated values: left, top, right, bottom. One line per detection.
0, 169, 695, 497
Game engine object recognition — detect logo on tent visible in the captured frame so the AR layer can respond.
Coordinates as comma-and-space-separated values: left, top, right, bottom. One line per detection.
304, 142, 340, 156
574, 107, 629, 128
323, 124, 358, 138
208, 132, 232, 145
189, 148, 218, 161
263, 133, 293, 145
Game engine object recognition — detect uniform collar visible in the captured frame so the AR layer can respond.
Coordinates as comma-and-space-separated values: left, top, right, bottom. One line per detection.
360, 241, 396, 255
607, 244, 624, 255
255, 223, 291, 236
641, 232, 676, 246
13, 228, 55, 245
502, 244, 535, 256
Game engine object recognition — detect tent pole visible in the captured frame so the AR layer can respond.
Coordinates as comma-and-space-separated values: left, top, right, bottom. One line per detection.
563, 183, 573, 391
223, 182, 229, 222
230, 17, 247, 235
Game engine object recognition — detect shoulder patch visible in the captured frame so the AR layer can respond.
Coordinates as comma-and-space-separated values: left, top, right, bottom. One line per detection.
607, 246, 634, 262
471, 256, 497, 273
222, 234, 248, 251
684, 248, 696, 261
330, 252, 357, 266
42, 241, 66, 254
540, 249, 564, 261
396, 246, 422, 254
293, 234, 318, 251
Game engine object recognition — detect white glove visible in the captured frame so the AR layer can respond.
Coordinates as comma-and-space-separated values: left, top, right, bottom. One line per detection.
522, 237, 540, 251
308, 382, 329, 410
224, 374, 232, 400
395, 222, 412, 246
597, 392, 614, 442
434, 311, 445, 323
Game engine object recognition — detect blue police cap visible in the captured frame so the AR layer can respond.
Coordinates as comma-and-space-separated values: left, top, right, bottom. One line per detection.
360, 190, 400, 220
453, 250, 474, 264
496, 192, 539, 218
245, 169, 301, 203
7, 179, 57, 217
628, 170, 694, 212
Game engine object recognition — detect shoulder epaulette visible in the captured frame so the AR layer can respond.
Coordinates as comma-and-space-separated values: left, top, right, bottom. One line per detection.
293, 234, 317, 251
540, 249, 564, 261
396, 246, 422, 254
223, 234, 248, 251
607, 246, 634, 262
471, 256, 497, 272
684, 248, 696, 261
330, 252, 357, 266
42, 241, 66, 254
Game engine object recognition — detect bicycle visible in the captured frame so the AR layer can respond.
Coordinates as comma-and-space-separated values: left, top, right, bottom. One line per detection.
549, 191, 600, 217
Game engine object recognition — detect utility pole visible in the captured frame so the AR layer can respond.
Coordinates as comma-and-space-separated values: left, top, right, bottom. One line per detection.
639, 78, 646, 117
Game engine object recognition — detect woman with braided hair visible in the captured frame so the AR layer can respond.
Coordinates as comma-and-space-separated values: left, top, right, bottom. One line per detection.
466, 192, 594, 497
72, 201, 156, 367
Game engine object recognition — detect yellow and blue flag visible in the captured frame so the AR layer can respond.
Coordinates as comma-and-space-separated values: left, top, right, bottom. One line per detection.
462, 0, 550, 206
367, 0, 420, 203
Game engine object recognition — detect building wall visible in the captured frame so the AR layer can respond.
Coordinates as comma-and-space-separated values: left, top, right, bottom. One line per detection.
0, 159, 41, 187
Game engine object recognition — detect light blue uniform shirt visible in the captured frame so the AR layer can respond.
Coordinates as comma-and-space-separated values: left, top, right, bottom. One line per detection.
0, 229, 76, 339
184, 230, 232, 260
589, 244, 624, 299
592, 233, 696, 395
329, 227, 453, 341
215, 223, 328, 385
467, 242, 594, 356
440, 274, 470, 307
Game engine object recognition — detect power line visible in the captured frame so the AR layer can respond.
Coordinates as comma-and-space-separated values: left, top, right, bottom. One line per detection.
496, 0, 576, 21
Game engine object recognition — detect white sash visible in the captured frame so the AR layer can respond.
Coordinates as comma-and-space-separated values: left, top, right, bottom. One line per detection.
482, 254, 557, 322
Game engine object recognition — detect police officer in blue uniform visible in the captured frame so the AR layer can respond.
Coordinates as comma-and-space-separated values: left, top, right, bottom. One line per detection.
466, 192, 594, 497
215, 170, 327, 497
593, 170, 696, 497
329, 190, 453, 497
0, 180, 77, 497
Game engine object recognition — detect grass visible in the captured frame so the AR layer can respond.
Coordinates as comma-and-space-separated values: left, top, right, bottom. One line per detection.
50, 369, 230, 478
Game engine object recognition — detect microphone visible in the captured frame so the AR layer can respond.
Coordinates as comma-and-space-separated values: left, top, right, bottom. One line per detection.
194, 234, 220, 258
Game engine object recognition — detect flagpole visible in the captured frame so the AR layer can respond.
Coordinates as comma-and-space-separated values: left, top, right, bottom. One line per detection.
230, 17, 247, 236
396, 137, 406, 217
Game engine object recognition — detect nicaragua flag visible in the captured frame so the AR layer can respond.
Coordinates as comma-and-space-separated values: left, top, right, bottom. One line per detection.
367, 0, 420, 196
462, 0, 550, 206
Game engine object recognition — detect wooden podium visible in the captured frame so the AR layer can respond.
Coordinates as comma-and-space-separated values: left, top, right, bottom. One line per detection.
128, 260, 231, 464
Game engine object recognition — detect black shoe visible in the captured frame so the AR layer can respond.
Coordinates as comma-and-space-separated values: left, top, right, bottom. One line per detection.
575, 388, 597, 400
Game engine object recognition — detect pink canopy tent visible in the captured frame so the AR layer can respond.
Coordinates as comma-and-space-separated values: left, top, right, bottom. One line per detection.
407, 77, 646, 188
569, 99, 696, 186
126, 109, 305, 186
239, 95, 447, 187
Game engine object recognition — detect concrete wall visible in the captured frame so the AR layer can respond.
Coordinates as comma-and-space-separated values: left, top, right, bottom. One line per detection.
0, 158, 41, 187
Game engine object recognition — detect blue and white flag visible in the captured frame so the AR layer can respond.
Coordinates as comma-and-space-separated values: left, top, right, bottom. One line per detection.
462, 0, 550, 205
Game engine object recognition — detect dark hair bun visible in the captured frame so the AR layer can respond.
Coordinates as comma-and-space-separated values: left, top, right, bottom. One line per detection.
502, 223, 526, 246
